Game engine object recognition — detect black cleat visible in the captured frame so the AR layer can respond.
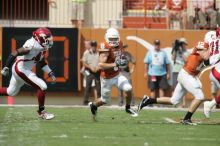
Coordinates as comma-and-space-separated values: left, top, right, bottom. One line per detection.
137, 95, 150, 112
125, 108, 138, 117
181, 119, 197, 125
89, 102, 97, 120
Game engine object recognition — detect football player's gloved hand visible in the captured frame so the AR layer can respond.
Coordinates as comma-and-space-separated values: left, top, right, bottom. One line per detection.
115, 55, 128, 68
203, 59, 210, 67
1, 67, 9, 77
48, 71, 56, 84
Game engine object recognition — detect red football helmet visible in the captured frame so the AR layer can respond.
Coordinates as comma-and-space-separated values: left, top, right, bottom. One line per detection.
32, 28, 53, 49
216, 27, 220, 39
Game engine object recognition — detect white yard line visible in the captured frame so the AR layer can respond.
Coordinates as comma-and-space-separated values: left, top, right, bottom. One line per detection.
52, 134, 68, 138
0, 104, 220, 112
163, 117, 179, 124
180, 137, 216, 141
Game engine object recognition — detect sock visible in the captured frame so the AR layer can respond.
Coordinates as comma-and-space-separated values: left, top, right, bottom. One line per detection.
215, 95, 220, 104
0, 88, 8, 96
125, 105, 131, 110
38, 106, 45, 113
183, 111, 193, 120
92, 102, 98, 110
37, 89, 45, 112
150, 98, 157, 104
143, 98, 157, 106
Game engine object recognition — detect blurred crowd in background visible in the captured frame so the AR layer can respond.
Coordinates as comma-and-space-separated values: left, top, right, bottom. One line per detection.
69, 0, 219, 29
1, 0, 219, 29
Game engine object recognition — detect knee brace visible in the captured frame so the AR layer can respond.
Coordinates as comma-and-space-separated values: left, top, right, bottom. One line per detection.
122, 84, 132, 92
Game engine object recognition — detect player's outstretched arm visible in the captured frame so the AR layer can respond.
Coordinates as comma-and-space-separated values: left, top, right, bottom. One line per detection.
197, 49, 210, 60
1, 47, 30, 76
38, 58, 56, 84
98, 52, 116, 70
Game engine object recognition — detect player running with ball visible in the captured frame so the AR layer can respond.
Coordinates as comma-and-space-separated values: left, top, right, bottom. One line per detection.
138, 41, 210, 125
89, 28, 138, 119
0, 28, 56, 120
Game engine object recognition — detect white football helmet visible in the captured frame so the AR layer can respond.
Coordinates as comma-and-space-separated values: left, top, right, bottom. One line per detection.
204, 31, 216, 44
105, 28, 120, 47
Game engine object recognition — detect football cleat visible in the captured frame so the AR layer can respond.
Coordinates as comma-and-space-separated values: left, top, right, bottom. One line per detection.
137, 95, 150, 112
203, 101, 213, 118
89, 102, 97, 120
181, 119, 197, 125
126, 108, 138, 117
38, 110, 54, 120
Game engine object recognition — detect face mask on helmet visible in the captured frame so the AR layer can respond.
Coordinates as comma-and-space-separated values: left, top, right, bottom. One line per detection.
43, 35, 53, 49
105, 28, 120, 47
33, 28, 54, 49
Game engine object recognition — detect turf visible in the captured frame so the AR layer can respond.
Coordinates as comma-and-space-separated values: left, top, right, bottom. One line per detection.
0, 106, 220, 146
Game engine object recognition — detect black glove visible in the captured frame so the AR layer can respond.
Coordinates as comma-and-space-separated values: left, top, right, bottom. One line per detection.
203, 59, 210, 66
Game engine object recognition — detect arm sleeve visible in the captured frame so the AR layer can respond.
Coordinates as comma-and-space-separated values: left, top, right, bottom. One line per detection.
81, 51, 88, 63
5, 54, 17, 68
39, 59, 52, 74
164, 52, 170, 64
144, 51, 151, 64
38, 58, 48, 68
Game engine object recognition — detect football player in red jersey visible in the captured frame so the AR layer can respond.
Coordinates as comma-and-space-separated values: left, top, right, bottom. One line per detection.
89, 28, 138, 119
0, 28, 56, 120
204, 28, 220, 118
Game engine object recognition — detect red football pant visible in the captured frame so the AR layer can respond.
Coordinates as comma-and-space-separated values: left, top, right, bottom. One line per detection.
215, 95, 220, 105
37, 89, 45, 108
0, 87, 8, 96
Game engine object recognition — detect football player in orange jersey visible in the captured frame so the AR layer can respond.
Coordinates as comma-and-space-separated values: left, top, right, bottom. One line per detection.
89, 28, 138, 119
138, 41, 210, 125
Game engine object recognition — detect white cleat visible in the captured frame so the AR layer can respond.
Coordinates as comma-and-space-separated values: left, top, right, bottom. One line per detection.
126, 108, 139, 117
38, 110, 55, 120
131, 112, 139, 117
203, 101, 212, 118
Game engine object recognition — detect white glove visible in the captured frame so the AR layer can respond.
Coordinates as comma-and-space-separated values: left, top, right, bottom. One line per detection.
48, 72, 56, 84
115, 55, 128, 68
1, 67, 9, 76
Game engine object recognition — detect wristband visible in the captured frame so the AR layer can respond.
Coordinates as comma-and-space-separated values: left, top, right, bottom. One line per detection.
42, 65, 52, 74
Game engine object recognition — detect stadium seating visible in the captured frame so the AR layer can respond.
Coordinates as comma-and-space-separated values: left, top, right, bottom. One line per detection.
123, 0, 167, 29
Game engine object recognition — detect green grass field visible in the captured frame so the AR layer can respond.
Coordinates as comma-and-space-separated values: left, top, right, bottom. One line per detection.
0, 106, 220, 146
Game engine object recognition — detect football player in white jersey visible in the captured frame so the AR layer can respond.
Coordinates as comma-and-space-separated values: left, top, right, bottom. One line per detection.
203, 29, 220, 118
0, 28, 56, 120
